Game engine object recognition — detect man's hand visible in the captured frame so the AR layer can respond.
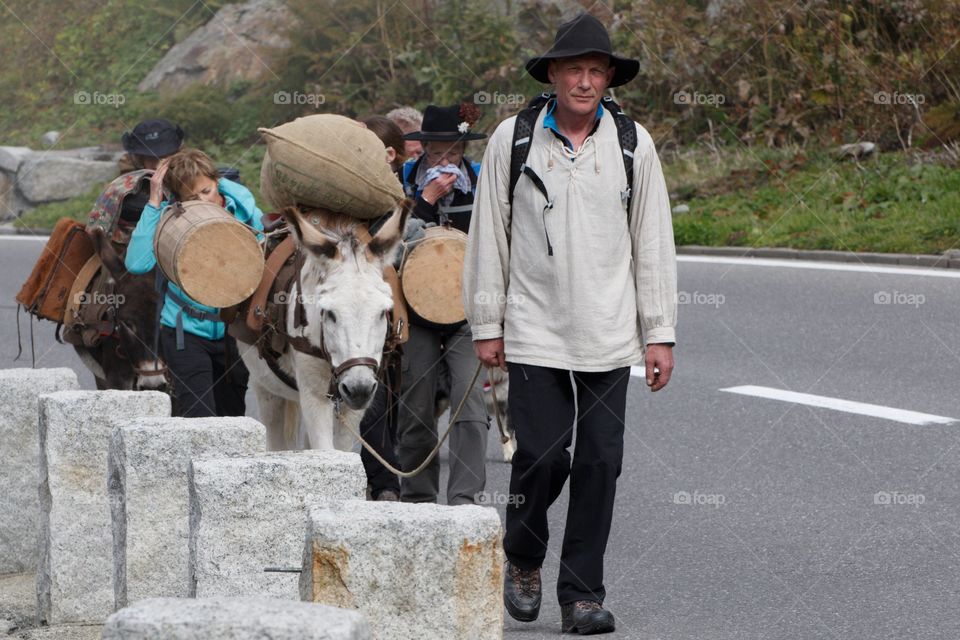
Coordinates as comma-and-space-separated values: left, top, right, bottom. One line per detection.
421, 173, 457, 205
474, 337, 507, 371
645, 343, 674, 392
147, 159, 169, 207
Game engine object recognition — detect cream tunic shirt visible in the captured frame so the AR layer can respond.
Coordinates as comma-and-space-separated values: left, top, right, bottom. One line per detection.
463, 104, 677, 371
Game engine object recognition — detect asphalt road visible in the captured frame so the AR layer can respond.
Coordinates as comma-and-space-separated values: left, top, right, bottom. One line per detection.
2, 234, 959, 639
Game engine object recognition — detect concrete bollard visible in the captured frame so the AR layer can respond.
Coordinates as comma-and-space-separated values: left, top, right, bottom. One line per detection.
300, 500, 504, 640
101, 596, 369, 639
188, 450, 366, 599
37, 390, 170, 624
109, 417, 267, 610
0, 368, 78, 574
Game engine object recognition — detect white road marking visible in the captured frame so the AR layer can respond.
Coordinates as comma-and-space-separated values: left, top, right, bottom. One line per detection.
678, 255, 960, 279
0, 234, 49, 241
720, 385, 957, 426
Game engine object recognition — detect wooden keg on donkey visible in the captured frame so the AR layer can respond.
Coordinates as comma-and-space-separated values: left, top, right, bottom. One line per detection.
389, 102, 497, 505
125, 147, 265, 418
230, 113, 411, 452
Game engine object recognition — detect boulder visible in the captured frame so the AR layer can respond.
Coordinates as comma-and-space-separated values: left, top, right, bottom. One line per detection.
0, 146, 33, 173
138, 0, 295, 94
0, 172, 32, 222
109, 417, 267, 610
17, 156, 118, 204
0, 368, 79, 573
301, 500, 504, 640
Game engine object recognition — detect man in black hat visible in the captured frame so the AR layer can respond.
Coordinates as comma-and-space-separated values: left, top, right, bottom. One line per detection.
119, 118, 184, 173
394, 103, 491, 506
464, 13, 678, 635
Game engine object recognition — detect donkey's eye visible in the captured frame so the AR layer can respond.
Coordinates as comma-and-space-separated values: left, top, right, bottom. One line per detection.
326, 311, 337, 323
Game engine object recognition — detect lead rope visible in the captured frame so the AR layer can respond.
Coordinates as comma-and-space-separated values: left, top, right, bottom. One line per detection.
487, 367, 511, 445
14, 304, 23, 362
339, 361, 504, 478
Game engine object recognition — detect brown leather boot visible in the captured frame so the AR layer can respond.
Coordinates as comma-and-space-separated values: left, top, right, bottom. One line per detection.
561, 600, 615, 634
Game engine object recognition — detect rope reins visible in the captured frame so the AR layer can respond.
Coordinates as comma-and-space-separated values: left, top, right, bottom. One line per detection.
339, 362, 511, 479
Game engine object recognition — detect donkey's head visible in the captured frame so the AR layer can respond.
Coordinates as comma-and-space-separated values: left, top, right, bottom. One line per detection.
90, 229, 168, 391
282, 201, 410, 410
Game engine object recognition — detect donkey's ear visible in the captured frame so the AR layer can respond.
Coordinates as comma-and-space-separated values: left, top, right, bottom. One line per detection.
89, 228, 125, 280
368, 199, 412, 263
281, 206, 339, 260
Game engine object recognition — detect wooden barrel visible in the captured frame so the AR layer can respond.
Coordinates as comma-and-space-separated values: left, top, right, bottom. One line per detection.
154, 201, 264, 308
400, 226, 468, 329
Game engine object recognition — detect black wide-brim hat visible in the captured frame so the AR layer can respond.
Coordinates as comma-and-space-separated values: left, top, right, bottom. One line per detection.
525, 13, 640, 88
122, 118, 185, 158
402, 104, 487, 142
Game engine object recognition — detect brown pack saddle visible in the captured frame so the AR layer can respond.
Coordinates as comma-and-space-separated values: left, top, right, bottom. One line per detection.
15, 218, 122, 349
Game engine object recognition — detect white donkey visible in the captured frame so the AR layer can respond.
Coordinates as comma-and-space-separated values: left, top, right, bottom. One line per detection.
239, 203, 409, 451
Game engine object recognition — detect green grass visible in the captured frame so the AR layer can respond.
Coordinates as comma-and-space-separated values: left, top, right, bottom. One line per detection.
664, 148, 960, 254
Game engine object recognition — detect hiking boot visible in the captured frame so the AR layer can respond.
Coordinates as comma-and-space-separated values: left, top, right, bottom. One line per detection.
503, 561, 541, 622
561, 600, 615, 635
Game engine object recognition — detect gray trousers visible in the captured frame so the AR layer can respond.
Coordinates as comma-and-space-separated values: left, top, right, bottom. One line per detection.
397, 322, 488, 505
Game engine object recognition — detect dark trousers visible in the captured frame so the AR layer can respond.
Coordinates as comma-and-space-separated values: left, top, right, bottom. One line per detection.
160, 326, 248, 418
503, 362, 630, 605
360, 357, 401, 498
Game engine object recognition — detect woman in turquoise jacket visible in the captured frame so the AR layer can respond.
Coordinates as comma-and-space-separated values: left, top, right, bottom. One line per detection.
125, 148, 264, 417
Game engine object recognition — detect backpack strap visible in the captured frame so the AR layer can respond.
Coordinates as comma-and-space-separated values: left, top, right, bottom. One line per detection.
508, 92, 553, 207
163, 284, 222, 351
402, 156, 423, 198
601, 95, 638, 212
508, 93, 639, 213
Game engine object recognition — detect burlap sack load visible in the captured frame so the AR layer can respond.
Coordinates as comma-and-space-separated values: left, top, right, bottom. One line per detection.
259, 114, 404, 219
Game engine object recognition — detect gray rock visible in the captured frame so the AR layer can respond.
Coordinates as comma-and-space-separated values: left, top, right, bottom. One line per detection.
109, 417, 267, 611
101, 597, 368, 639
37, 391, 170, 625
301, 500, 504, 640
0, 172, 33, 222
188, 451, 365, 600
44, 147, 125, 163
672, 203, 690, 215
39, 132, 60, 147
837, 141, 877, 159
0, 369, 79, 574
138, 0, 295, 94
17, 156, 117, 204
0, 146, 33, 173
